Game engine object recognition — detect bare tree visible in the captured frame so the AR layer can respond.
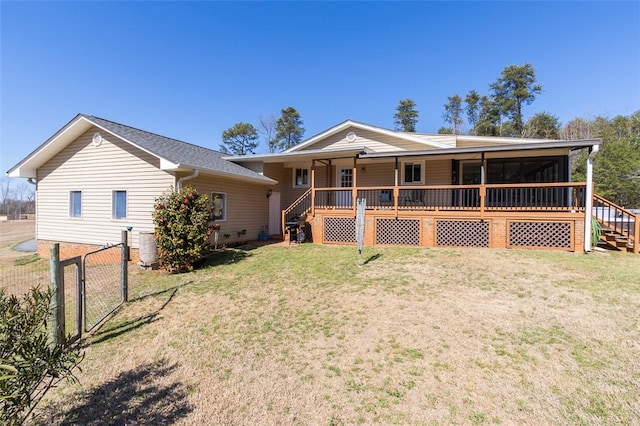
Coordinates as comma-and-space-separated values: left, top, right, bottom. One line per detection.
0, 177, 13, 215
259, 114, 278, 153
14, 182, 35, 217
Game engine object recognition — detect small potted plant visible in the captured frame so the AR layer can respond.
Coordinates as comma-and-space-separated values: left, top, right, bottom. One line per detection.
258, 225, 269, 241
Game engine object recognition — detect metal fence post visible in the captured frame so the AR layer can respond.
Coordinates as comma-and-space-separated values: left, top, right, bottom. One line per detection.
121, 230, 129, 302
49, 243, 64, 346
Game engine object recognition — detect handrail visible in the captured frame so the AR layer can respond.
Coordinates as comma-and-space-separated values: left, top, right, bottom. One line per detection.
281, 188, 312, 236
314, 182, 587, 191
312, 182, 586, 214
593, 194, 638, 253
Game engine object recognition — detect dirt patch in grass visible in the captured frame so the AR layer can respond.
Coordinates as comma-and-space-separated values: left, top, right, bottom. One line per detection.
37, 245, 640, 425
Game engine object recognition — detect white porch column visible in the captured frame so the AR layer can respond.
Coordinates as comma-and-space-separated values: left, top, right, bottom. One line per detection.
584, 144, 599, 252
394, 157, 399, 186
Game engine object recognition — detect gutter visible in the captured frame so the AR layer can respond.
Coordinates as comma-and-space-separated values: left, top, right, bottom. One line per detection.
177, 169, 199, 190
584, 144, 600, 253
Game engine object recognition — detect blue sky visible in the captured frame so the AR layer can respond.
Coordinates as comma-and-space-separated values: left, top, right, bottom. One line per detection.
2, 1, 639, 174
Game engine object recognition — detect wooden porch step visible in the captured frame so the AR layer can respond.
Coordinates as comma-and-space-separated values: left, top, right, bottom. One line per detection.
605, 233, 619, 242
599, 232, 634, 252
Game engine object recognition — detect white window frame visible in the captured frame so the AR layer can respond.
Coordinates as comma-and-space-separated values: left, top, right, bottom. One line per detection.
401, 160, 424, 185
69, 190, 82, 218
211, 191, 227, 221
336, 167, 354, 188
292, 168, 310, 188
112, 190, 127, 220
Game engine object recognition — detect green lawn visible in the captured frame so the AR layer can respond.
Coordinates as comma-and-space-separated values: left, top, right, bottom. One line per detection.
38, 244, 640, 425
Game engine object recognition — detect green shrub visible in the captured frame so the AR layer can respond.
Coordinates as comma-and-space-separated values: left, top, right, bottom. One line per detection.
0, 288, 83, 425
152, 186, 215, 273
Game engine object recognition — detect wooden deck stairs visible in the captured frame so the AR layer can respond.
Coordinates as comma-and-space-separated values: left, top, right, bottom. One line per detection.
593, 194, 639, 254
601, 230, 634, 252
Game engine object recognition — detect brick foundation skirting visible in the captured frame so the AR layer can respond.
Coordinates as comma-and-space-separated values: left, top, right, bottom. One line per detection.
37, 240, 141, 263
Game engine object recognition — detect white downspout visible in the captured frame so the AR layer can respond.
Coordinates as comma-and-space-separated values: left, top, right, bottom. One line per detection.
177, 169, 199, 191
584, 145, 599, 253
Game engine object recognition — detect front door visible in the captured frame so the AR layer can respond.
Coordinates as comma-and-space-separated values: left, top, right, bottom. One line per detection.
336, 167, 353, 208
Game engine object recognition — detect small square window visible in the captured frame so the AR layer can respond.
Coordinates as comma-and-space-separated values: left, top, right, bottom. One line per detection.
211, 192, 226, 221
293, 168, 309, 187
69, 191, 82, 218
112, 190, 127, 220
403, 162, 423, 184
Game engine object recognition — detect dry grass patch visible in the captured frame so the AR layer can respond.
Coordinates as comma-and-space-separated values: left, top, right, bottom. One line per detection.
0, 220, 48, 297
37, 244, 640, 425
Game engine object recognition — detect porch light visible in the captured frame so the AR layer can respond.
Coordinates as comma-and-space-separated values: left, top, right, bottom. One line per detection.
266, 189, 273, 198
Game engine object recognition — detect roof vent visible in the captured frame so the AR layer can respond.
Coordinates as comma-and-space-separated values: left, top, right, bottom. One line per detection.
346, 132, 356, 142
92, 132, 102, 147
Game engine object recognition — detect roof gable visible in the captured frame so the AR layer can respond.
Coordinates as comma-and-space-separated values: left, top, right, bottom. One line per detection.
285, 120, 452, 153
8, 114, 275, 184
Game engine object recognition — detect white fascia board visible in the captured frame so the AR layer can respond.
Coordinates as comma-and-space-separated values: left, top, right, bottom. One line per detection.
170, 163, 278, 185
159, 158, 181, 170
7, 166, 36, 178
202, 169, 278, 185
225, 146, 368, 163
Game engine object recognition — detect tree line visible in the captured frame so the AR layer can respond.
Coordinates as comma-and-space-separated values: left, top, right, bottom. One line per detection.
394, 63, 548, 137
392, 63, 639, 208
0, 178, 35, 219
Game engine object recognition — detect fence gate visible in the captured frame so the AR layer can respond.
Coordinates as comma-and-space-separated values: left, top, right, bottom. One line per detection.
82, 241, 128, 332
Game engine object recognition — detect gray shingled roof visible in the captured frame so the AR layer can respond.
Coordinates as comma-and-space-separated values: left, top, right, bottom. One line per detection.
83, 114, 274, 183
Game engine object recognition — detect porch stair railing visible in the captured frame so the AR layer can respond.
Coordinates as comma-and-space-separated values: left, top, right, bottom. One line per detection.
281, 188, 312, 236
593, 194, 639, 254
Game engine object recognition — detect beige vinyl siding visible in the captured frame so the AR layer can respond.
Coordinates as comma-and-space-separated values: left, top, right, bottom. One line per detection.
282, 171, 310, 208
36, 127, 175, 249
187, 173, 270, 243
307, 128, 439, 152
263, 162, 285, 193
355, 162, 396, 187
264, 163, 301, 209
425, 159, 452, 185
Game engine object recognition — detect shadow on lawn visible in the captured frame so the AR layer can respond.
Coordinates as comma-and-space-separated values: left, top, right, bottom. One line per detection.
363, 253, 382, 265
88, 283, 187, 346
200, 248, 251, 268
39, 360, 192, 425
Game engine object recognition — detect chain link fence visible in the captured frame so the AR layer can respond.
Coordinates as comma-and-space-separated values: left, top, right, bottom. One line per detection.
83, 244, 126, 331
0, 253, 49, 297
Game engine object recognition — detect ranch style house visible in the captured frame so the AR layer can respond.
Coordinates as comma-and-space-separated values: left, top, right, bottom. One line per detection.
7, 114, 638, 259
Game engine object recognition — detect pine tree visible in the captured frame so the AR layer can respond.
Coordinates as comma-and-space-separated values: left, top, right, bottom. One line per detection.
443, 95, 463, 134
490, 63, 542, 136
393, 99, 419, 132
220, 122, 259, 155
275, 107, 305, 151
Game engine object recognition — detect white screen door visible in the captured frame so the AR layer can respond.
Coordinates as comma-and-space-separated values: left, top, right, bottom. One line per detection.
268, 192, 281, 235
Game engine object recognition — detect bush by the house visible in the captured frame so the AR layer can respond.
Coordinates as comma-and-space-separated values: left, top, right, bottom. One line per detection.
0, 288, 83, 425
153, 186, 215, 273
